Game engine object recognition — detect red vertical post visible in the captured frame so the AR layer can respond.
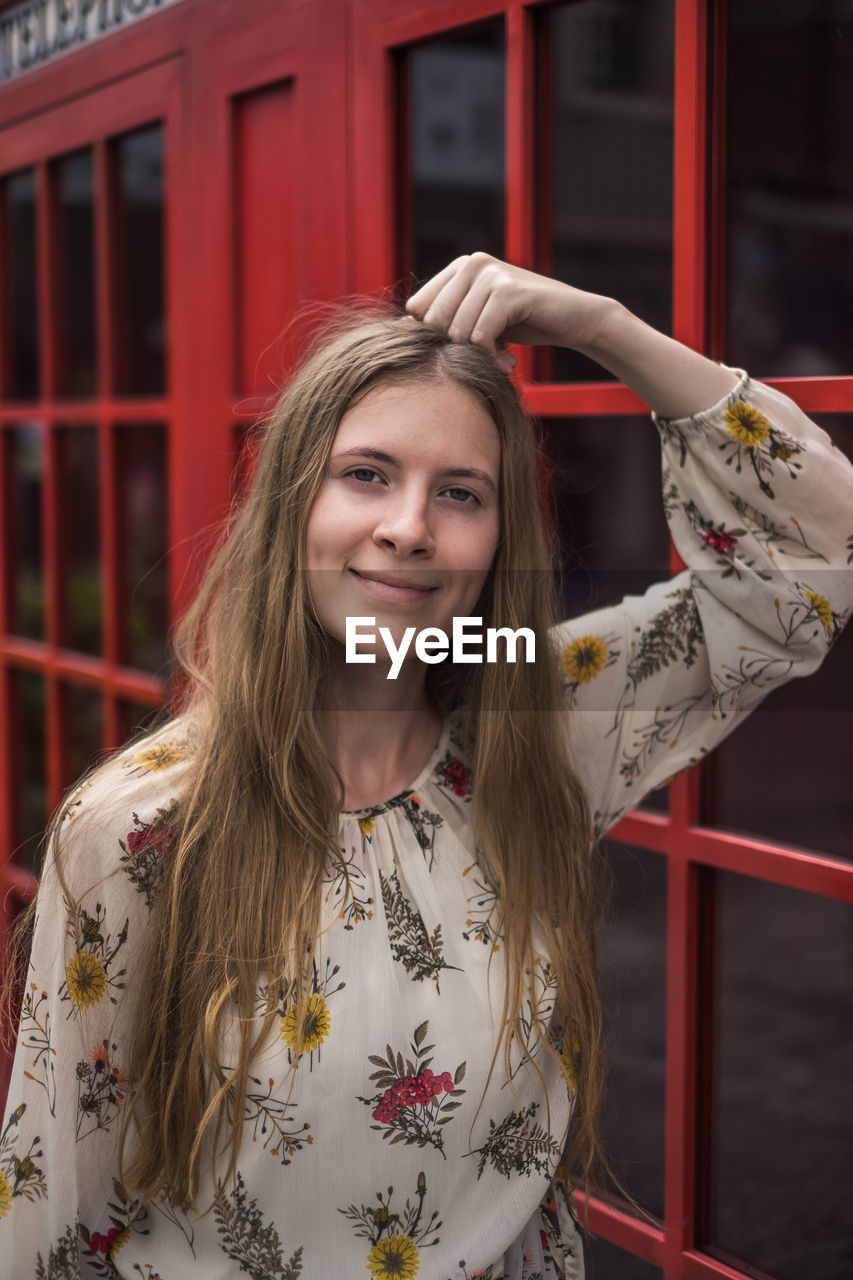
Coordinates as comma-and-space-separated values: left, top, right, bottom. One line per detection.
505, 3, 535, 385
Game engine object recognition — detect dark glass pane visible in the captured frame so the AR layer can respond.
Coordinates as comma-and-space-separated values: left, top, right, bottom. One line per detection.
114, 126, 165, 394
4, 170, 39, 399
596, 842, 666, 1218
539, 0, 673, 382
705, 414, 853, 861
54, 150, 96, 398
724, 3, 853, 375
7, 425, 44, 638
706, 873, 853, 1279
57, 426, 101, 654
11, 668, 47, 870
638, 785, 667, 815
63, 682, 103, 786
583, 1232, 663, 1279
544, 415, 671, 619
117, 698, 165, 746
115, 425, 169, 672
404, 24, 504, 284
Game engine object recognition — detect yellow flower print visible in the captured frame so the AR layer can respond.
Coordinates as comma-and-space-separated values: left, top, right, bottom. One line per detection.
0, 1169, 12, 1218
66, 951, 107, 1008
561, 635, 608, 685
358, 817, 375, 837
109, 1226, 130, 1258
725, 402, 771, 446
134, 742, 189, 772
367, 1233, 420, 1279
281, 993, 331, 1053
804, 590, 834, 634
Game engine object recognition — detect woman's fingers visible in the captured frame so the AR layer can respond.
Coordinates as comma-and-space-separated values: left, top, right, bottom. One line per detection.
407, 253, 521, 354
405, 255, 472, 318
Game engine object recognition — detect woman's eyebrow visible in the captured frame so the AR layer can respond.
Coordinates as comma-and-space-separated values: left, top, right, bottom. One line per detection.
332, 446, 497, 493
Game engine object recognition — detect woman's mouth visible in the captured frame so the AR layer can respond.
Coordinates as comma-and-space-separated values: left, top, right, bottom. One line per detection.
350, 569, 440, 606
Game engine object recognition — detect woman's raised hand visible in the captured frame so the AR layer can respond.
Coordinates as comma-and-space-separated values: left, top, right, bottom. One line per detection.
407, 251, 739, 419
405, 252, 611, 373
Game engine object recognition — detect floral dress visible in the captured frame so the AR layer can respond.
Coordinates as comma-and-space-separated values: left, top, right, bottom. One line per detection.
1, 372, 852, 1280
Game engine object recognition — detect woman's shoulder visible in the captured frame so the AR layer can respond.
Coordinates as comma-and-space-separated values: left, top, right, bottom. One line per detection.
47, 713, 197, 902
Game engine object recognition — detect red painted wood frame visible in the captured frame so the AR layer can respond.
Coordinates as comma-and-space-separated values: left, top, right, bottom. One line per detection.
0, 0, 348, 1091
351, 1, 853, 1278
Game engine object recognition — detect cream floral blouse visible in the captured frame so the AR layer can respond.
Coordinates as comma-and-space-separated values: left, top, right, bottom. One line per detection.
1, 373, 852, 1280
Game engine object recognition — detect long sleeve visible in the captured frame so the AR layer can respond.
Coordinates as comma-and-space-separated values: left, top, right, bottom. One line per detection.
552, 371, 853, 841
0, 734, 192, 1277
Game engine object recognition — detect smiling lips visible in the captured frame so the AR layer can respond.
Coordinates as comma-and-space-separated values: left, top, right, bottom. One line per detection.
350, 568, 440, 603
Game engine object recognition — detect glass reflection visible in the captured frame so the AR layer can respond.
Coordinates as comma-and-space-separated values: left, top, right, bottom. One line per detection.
8, 425, 44, 639
63, 683, 103, 785
538, 0, 673, 382
707, 873, 853, 1278
596, 841, 666, 1218
4, 169, 40, 399
543, 415, 671, 619
114, 126, 166, 394
724, 2, 853, 375
583, 1235, 663, 1280
55, 150, 96, 398
57, 427, 101, 655
115, 425, 169, 673
11, 668, 46, 870
404, 24, 504, 284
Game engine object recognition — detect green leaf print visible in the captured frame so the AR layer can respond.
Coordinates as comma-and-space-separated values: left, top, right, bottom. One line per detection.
379, 868, 459, 991
466, 1101, 561, 1180
627, 586, 705, 685
35, 1224, 78, 1280
214, 1171, 303, 1279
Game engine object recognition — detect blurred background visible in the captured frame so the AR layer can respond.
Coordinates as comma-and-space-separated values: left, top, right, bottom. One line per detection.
0, 1, 851, 1277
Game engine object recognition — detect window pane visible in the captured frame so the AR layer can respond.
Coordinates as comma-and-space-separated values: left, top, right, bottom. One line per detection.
403, 23, 504, 283
584, 1233, 663, 1280
544, 415, 671, 618
538, 0, 673, 382
705, 415, 853, 860
115, 424, 168, 672
597, 842, 666, 1219
62, 682, 103, 786
54, 150, 96, 398
10, 668, 46, 870
114, 126, 166, 394
117, 698, 164, 746
4, 170, 40, 399
724, 2, 853, 375
706, 873, 853, 1279
6, 424, 44, 639
57, 426, 101, 655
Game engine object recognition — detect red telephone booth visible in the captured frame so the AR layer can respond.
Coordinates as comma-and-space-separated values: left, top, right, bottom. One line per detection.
1, 3, 851, 1277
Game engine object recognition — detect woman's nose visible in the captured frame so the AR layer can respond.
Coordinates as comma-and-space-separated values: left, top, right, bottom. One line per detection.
371, 489, 435, 556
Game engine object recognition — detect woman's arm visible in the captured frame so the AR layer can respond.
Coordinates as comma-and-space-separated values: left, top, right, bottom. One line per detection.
405, 252, 739, 418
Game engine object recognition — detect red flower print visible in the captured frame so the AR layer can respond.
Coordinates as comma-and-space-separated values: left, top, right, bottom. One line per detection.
701, 527, 738, 555
439, 756, 471, 797
125, 821, 175, 858
89, 1226, 123, 1255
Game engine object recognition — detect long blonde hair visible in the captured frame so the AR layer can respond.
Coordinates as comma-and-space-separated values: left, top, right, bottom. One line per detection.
31, 313, 605, 1207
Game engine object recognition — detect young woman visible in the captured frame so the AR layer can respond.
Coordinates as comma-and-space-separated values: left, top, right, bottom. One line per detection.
1, 255, 851, 1280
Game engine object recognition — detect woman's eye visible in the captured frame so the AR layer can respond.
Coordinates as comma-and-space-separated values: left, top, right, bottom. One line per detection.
444, 486, 478, 504
348, 467, 381, 484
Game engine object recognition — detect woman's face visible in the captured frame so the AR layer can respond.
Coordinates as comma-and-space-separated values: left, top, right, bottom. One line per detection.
306, 377, 501, 664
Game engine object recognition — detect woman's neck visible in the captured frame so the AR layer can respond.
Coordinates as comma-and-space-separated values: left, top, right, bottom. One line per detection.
316, 652, 442, 811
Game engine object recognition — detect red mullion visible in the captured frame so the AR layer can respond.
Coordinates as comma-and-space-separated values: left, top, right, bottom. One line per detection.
0, 398, 170, 424
523, 382, 648, 417
0, 431, 11, 866
706, 0, 727, 364
505, 2, 535, 385
671, 0, 709, 349
0, 180, 7, 402
2, 637, 163, 703
93, 139, 122, 748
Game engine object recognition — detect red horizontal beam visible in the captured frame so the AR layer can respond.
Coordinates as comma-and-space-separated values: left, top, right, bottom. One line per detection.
0, 399, 172, 424
522, 381, 649, 418
1, 638, 164, 702
572, 1188, 665, 1268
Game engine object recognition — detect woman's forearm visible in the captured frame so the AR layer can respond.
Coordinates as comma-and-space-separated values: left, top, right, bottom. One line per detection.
568, 296, 741, 421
